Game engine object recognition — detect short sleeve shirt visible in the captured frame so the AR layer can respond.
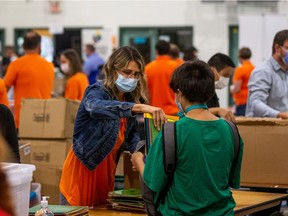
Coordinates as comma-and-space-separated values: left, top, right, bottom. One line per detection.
144, 117, 243, 215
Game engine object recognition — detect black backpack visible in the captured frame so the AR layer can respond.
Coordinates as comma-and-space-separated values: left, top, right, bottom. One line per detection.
139, 119, 240, 216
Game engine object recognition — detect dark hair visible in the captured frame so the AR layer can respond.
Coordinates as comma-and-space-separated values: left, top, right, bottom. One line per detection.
170, 60, 215, 103
207, 53, 235, 72
85, 44, 95, 52
239, 47, 252, 59
23, 31, 41, 50
155, 40, 170, 55
183, 46, 198, 61
61, 49, 83, 76
272, 30, 288, 54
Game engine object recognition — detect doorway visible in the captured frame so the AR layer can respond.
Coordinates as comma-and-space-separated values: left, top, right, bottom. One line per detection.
0, 29, 4, 56
120, 26, 193, 64
228, 25, 239, 107
0, 29, 5, 76
54, 28, 82, 59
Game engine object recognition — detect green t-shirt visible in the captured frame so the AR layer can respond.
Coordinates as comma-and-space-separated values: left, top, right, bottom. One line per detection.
143, 117, 243, 216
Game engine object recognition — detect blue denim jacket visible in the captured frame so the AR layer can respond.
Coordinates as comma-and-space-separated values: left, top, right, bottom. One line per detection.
73, 82, 140, 170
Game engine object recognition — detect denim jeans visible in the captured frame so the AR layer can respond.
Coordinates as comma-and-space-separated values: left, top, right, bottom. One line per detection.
235, 104, 246, 116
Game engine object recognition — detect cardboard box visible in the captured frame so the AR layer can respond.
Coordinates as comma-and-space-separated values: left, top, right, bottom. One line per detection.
19, 141, 31, 164
23, 139, 72, 167
19, 98, 80, 139
33, 165, 62, 204
236, 117, 288, 185
123, 152, 141, 189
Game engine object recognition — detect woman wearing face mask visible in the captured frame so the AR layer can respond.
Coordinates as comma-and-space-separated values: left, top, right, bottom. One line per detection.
60, 49, 89, 100
59, 46, 167, 207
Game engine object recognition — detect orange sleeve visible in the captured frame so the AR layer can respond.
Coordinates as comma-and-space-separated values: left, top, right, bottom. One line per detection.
64, 77, 79, 100
233, 67, 243, 82
3, 61, 17, 87
0, 80, 9, 107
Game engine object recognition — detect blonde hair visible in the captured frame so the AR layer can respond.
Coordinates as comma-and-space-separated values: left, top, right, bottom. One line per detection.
103, 46, 148, 104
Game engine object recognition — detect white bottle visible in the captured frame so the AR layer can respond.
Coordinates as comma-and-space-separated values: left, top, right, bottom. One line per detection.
40, 196, 54, 216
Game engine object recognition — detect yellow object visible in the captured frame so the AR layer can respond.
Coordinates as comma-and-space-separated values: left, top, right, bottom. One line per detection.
143, 113, 179, 122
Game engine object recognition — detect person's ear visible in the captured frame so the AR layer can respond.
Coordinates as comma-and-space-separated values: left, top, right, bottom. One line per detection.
175, 89, 182, 100
210, 67, 220, 81
275, 44, 282, 54
177, 89, 183, 96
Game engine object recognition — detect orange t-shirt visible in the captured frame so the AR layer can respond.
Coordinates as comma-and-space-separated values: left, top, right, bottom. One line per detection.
174, 58, 184, 66
60, 118, 127, 207
145, 55, 178, 115
4, 54, 54, 128
64, 72, 89, 101
0, 79, 9, 107
232, 61, 254, 105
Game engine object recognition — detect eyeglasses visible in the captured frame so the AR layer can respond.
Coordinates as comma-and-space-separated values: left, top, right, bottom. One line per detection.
121, 69, 142, 79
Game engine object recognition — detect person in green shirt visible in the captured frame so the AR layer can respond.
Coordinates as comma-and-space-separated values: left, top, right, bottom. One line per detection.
132, 60, 243, 216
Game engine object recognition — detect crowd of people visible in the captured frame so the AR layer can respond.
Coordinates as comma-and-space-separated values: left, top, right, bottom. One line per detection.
1, 29, 288, 215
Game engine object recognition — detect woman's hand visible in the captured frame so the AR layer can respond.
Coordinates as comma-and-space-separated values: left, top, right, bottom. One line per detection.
209, 107, 236, 122
132, 104, 167, 130
145, 105, 167, 131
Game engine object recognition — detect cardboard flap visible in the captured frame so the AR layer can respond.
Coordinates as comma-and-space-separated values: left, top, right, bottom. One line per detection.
238, 118, 288, 185
19, 98, 80, 139
19, 99, 45, 138
44, 99, 66, 137
28, 139, 72, 167
236, 117, 288, 126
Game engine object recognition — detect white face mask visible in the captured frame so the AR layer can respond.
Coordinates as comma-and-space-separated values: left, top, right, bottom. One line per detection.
115, 74, 138, 93
60, 63, 70, 74
215, 76, 229, 89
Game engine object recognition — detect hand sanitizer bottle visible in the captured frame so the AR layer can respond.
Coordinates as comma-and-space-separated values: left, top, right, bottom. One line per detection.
40, 196, 54, 216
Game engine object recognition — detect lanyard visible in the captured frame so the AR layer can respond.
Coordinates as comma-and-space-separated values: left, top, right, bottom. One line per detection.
185, 104, 208, 113
178, 104, 208, 118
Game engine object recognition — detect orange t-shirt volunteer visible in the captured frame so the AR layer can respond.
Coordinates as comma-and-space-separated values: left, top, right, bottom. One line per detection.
60, 118, 127, 206
4, 54, 54, 128
145, 55, 178, 115
232, 61, 254, 105
174, 58, 184, 66
0, 79, 9, 107
64, 72, 89, 101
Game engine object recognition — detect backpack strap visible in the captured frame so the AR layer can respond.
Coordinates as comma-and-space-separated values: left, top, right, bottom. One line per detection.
162, 122, 177, 184
153, 122, 176, 211
223, 119, 240, 162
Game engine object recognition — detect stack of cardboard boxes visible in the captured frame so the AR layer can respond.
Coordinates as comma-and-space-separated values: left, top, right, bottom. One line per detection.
18, 98, 80, 204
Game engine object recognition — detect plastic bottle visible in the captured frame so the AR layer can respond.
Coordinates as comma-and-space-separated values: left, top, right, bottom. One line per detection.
40, 196, 54, 216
